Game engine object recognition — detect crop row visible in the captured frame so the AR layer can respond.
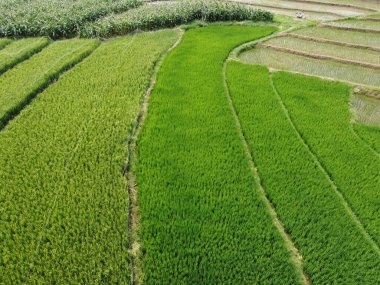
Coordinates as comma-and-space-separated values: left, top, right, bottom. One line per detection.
135, 26, 303, 284
0, 0, 142, 38
0, 29, 179, 283
0, 38, 100, 129
226, 62, 380, 284
0, 38, 49, 74
354, 124, 380, 153
272, 71, 380, 245
80, 0, 273, 37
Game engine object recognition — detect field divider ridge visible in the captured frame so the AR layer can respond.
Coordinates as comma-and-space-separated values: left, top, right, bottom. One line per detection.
123, 28, 184, 285
260, 43, 380, 70
286, 0, 377, 12
222, 59, 311, 285
270, 73, 380, 256
283, 32, 380, 52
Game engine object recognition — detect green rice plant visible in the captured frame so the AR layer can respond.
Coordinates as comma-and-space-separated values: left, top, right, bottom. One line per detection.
0, 38, 11, 49
0, 29, 179, 284
292, 26, 380, 50
240, 47, 380, 88
0, 38, 100, 129
0, 0, 142, 38
326, 19, 380, 31
354, 124, 380, 153
80, 0, 273, 37
136, 25, 303, 284
0, 38, 49, 74
264, 36, 380, 65
226, 62, 380, 284
272, 71, 380, 245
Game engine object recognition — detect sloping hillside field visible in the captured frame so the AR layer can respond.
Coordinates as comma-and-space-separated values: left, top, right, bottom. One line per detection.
0, 0, 379, 283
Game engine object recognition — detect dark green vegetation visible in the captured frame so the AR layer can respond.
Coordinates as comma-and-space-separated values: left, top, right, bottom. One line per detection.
0, 0, 142, 38
354, 124, 380, 153
80, 0, 273, 37
272, 72, 380, 245
0, 38, 99, 129
0, 29, 179, 284
136, 26, 305, 284
0, 38, 49, 74
226, 62, 380, 284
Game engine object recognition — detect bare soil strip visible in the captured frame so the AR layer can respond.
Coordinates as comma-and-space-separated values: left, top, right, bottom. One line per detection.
261, 43, 380, 70
320, 23, 380, 33
270, 74, 380, 256
285, 32, 380, 52
124, 29, 184, 285
223, 60, 311, 285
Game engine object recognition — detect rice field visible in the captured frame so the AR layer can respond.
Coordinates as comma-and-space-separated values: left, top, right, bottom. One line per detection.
263, 36, 380, 66
0, 38, 49, 74
291, 26, 380, 49
0, 0, 380, 283
324, 19, 380, 31
240, 47, 380, 88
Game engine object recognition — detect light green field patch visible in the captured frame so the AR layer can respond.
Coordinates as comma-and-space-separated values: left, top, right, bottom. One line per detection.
0, 38, 12, 49
292, 26, 380, 49
352, 94, 380, 126
0, 29, 180, 284
240, 47, 380, 88
264, 36, 380, 65
327, 19, 380, 31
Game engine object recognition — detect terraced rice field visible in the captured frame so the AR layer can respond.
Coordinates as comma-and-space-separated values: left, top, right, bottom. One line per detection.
0, 0, 380, 284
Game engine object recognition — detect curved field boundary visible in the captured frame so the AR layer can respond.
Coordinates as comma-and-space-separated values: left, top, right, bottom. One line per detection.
226, 62, 380, 284
0, 38, 49, 75
136, 26, 303, 284
0, 39, 100, 130
260, 43, 380, 69
0, 30, 180, 284
273, 71, 380, 246
285, 32, 380, 52
320, 23, 380, 33
124, 28, 184, 285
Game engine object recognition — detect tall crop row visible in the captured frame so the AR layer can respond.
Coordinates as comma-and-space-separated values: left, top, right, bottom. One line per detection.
0, 38, 49, 74
354, 123, 380, 153
272, 72, 380, 245
80, 0, 273, 38
0, 0, 142, 38
226, 62, 380, 284
0, 30, 179, 284
0, 38, 12, 49
135, 26, 302, 284
0, 38, 100, 129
